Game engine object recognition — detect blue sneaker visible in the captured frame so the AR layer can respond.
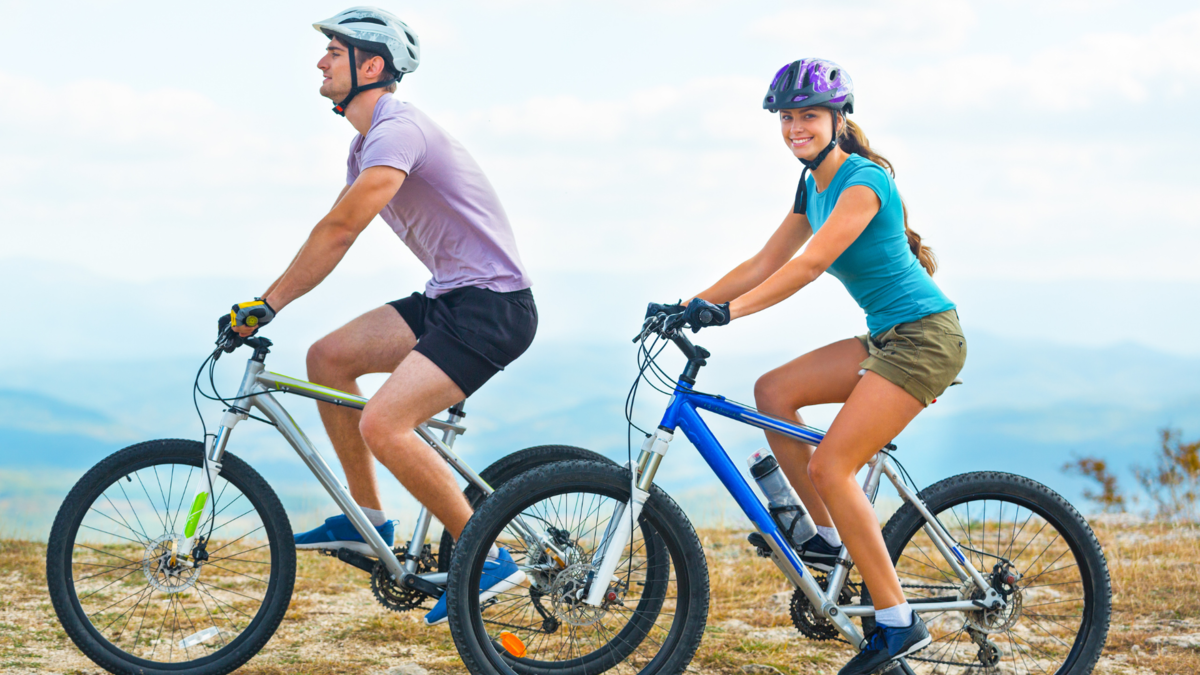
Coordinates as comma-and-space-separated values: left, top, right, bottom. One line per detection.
838, 614, 930, 675
294, 514, 394, 556
424, 548, 526, 625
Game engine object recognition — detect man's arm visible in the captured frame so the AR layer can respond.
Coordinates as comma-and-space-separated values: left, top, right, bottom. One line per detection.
261, 168, 405, 313
261, 184, 354, 302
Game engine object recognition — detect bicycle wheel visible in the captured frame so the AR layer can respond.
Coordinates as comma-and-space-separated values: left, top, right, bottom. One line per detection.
437, 446, 618, 574
878, 471, 1111, 675
47, 439, 295, 675
447, 460, 709, 675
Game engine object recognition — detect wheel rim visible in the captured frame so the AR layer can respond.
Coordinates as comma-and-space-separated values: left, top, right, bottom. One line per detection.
894, 494, 1093, 675
468, 483, 687, 675
66, 458, 277, 666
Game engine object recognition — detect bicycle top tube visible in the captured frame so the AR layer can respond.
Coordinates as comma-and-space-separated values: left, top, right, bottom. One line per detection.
218, 331, 467, 425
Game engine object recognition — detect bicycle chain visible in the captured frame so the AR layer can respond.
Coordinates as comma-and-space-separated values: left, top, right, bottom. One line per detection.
370, 543, 437, 613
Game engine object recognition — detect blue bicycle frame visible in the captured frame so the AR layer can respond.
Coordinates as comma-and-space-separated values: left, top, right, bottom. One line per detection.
583, 328, 1005, 652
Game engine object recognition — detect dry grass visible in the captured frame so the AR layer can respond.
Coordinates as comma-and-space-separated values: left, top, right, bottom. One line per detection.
1, 519, 1196, 674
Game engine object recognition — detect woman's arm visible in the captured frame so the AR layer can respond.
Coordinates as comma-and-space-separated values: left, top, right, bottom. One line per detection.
728, 185, 880, 320
690, 210, 812, 305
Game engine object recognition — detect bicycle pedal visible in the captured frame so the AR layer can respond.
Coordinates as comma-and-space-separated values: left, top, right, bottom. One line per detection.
747, 532, 773, 558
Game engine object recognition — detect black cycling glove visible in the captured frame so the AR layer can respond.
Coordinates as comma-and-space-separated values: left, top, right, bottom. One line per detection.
677, 298, 731, 333
645, 300, 686, 319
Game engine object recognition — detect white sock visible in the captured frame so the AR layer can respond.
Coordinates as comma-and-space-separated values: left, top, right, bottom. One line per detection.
487, 544, 500, 562
874, 602, 913, 628
817, 525, 841, 547
360, 507, 387, 527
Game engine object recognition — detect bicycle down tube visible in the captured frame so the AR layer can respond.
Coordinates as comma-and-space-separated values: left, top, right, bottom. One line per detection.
186, 356, 495, 583
587, 379, 1005, 647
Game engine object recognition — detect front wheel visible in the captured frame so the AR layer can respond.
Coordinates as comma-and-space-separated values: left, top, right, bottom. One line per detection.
447, 460, 709, 675
880, 471, 1111, 675
47, 439, 295, 675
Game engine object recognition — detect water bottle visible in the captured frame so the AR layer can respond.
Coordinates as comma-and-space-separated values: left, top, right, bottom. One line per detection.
747, 448, 818, 549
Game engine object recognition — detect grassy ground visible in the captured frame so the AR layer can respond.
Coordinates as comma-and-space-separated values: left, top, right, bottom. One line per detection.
1, 517, 1195, 675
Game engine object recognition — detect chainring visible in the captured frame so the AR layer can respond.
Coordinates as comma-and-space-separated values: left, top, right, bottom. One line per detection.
790, 573, 856, 641
370, 543, 437, 613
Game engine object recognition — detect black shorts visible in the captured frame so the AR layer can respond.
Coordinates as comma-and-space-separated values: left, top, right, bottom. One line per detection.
388, 286, 537, 397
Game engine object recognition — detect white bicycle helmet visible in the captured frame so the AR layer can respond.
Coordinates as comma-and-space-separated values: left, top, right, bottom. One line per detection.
313, 6, 420, 116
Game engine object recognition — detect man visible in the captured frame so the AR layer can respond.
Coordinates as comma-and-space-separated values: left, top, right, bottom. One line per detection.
225, 6, 536, 624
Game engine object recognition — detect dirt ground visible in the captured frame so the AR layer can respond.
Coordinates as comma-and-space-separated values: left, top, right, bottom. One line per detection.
2, 517, 1197, 674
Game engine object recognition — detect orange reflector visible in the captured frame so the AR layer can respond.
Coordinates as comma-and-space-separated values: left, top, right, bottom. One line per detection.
499, 631, 527, 658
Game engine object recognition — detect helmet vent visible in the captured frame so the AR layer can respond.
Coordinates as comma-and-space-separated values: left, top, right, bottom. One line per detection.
407, 46, 416, 58
343, 16, 386, 26
405, 31, 416, 43
829, 69, 838, 81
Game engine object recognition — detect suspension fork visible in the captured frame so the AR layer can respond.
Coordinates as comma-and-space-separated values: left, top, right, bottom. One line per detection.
583, 430, 669, 607
175, 360, 262, 563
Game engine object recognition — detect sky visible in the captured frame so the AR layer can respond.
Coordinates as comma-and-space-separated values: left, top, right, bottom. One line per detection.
2, 0, 1199, 529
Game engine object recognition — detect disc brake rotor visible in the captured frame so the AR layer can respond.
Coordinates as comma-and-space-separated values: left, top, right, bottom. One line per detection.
142, 533, 201, 593
960, 578, 1023, 634
548, 563, 606, 627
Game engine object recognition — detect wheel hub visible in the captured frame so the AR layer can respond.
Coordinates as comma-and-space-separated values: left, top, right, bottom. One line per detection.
142, 533, 201, 593
548, 563, 606, 627
960, 578, 1023, 633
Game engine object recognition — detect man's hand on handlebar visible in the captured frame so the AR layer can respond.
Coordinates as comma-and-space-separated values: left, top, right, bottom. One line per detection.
219, 298, 277, 338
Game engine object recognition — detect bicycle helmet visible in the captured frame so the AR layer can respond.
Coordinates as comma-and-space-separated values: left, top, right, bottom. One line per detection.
763, 59, 855, 214
314, 6, 421, 116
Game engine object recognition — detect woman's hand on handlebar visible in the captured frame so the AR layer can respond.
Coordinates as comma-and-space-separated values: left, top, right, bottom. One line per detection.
667, 298, 730, 333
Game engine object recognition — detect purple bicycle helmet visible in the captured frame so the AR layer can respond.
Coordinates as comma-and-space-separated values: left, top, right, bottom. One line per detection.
763, 58, 854, 114
763, 59, 855, 214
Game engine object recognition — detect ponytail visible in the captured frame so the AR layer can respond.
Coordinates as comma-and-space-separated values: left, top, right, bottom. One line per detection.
837, 117, 937, 276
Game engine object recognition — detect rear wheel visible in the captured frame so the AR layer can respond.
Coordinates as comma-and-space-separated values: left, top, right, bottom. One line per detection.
879, 471, 1111, 675
47, 439, 295, 675
436, 445, 616, 573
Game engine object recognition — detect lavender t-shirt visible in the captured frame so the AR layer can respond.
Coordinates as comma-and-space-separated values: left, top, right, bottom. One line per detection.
347, 95, 531, 298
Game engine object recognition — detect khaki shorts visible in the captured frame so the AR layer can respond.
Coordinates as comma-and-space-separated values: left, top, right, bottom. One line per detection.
856, 310, 967, 406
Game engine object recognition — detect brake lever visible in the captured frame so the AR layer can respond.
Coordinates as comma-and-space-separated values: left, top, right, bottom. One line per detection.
632, 314, 667, 343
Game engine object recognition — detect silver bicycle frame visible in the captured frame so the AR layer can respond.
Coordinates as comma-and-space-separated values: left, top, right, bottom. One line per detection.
196, 355, 493, 583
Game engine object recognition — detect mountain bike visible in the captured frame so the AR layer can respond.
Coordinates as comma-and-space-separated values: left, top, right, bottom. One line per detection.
444, 311, 1112, 675
45, 326, 612, 675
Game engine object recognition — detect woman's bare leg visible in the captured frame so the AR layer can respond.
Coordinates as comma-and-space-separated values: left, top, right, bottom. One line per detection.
807, 371, 924, 610
753, 338, 868, 528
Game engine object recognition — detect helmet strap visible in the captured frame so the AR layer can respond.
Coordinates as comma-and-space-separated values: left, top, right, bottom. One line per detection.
793, 113, 843, 215
333, 44, 400, 117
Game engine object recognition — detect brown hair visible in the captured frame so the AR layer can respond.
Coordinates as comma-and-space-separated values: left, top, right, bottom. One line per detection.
332, 37, 399, 93
836, 115, 937, 276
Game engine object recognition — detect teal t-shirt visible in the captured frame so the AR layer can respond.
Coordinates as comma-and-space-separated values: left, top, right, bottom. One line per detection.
805, 153, 955, 335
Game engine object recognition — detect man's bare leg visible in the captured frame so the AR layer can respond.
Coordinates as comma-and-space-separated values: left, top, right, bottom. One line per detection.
306, 306, 417, 511
359, 351, 474, 539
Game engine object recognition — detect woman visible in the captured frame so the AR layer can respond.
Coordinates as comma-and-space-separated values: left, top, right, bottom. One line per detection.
664, 59, 966, 675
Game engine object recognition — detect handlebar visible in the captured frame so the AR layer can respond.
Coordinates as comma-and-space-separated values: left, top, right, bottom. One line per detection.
633, 313, 710, 365
215, 316, 272, 359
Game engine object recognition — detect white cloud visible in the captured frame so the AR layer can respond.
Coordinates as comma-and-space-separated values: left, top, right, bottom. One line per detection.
866, 10, 1200, 113
749, 0, 979, 55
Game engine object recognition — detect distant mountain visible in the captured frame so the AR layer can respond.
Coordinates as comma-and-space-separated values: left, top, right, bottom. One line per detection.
3, 328, 1198, 539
